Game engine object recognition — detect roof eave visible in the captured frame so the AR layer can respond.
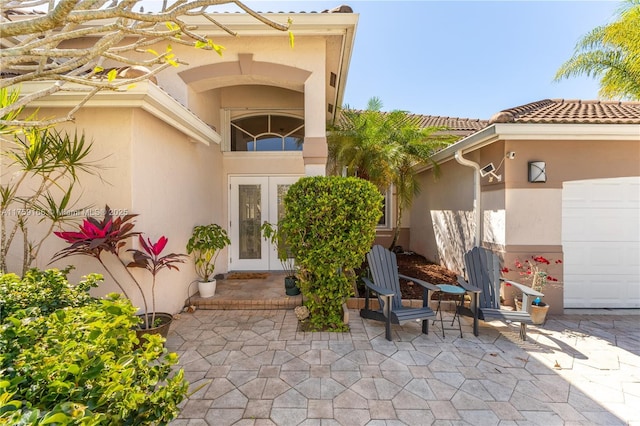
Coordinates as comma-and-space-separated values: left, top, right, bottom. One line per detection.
417, 122, 640, 172
18, 81, 220, 146
331, 14, 358, 124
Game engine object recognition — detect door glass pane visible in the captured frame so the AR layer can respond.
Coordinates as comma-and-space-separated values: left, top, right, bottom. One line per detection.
239, 184, 262, 260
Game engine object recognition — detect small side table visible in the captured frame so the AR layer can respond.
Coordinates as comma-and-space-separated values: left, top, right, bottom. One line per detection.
433, 284, 465, 338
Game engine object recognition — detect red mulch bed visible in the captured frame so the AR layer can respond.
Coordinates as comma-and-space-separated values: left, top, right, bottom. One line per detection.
395, 252, 458, 300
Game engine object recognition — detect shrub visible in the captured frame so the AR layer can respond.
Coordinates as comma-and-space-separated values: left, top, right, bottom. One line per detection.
281, 176, 382, 330
0, 268, 100, 320
0, 270, 188, 425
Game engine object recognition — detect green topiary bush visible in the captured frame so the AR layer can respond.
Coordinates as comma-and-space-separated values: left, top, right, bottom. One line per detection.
280, 176, 382, 331
0, 270, 188, 425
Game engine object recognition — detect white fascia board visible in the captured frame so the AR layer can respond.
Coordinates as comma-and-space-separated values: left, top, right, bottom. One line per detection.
419, 122, 640, 172
18, 81, 220, 146
333, 16, 358, 115
182, 13, 359, 36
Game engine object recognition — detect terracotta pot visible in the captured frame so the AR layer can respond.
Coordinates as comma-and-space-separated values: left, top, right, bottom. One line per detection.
514, 299, 549, 325
198, 279, 217, 298
135, 312, 173, 345
284, 276, 300, 296
530, 303, 549, 325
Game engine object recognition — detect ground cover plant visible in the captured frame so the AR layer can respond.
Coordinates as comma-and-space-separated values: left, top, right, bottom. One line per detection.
0, 269, 188, 425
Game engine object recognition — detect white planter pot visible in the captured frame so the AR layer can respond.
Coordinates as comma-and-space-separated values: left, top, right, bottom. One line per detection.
198, 279, 216, 298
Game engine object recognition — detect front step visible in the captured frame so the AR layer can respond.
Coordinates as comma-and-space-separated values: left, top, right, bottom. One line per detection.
186, 273, 302, 310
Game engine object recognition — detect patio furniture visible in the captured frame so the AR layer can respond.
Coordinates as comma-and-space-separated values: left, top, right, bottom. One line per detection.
457, 246, 543, 340
360, 245, 440, 341
433, 284, 465, 338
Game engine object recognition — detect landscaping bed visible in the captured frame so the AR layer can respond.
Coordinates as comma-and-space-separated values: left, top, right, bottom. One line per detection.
395, 251, 459, 300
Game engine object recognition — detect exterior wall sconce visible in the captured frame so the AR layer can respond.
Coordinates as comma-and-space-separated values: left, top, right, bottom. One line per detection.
528, 161, 546, 183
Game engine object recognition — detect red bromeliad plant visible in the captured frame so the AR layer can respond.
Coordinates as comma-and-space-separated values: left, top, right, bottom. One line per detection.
501, 255, 562, 293
52, 205, 186, 329
128, 235, 185, 327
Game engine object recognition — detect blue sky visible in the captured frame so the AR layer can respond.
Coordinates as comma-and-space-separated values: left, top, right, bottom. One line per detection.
341, 1, 621, 119
151, 1, 622, 119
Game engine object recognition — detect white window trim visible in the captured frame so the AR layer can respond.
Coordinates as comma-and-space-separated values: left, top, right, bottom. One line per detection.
377, 186, 394, 230
221, 108, 304, 152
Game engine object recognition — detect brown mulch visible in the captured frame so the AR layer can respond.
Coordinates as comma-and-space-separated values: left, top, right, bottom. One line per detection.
395, 251, 458, 300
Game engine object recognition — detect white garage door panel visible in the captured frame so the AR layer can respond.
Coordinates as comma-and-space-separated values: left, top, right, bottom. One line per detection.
562, 177, 640, 309
563, 209, 640, 242
564, 242, 640, 276
565, 277, 640, 308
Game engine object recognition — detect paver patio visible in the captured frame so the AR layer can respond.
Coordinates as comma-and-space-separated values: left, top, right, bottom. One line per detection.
167, 309, 639, 426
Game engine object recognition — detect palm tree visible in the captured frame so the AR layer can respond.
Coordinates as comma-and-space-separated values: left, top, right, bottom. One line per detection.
328, 97, 457, 248
555, 0, 640, 100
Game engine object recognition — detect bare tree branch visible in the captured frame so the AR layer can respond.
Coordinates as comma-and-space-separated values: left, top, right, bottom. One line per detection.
1, 0, 292, 127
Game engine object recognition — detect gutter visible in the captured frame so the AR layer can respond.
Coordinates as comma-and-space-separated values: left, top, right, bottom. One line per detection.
454, 150, 481, 247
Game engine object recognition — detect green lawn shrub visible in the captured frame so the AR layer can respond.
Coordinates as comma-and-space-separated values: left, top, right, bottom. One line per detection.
0, 268, 99, 320
281, 176, 382, 331
0, 269, 188, 425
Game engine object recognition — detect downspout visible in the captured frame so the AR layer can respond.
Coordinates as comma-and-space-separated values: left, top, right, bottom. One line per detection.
454, 150, 481, 247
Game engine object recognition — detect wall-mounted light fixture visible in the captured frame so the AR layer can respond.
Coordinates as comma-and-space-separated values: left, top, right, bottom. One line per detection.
528, 161, 546, 183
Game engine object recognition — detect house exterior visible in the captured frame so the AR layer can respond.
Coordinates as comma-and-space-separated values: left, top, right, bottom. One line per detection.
3, 7, 358, 315
373, 115, 488, 249
4, 6, 639, 317
410, 99, 640, 314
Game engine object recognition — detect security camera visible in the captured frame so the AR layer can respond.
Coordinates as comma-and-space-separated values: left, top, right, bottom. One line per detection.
480, 162, 502, 182
506, 151, 516, 160
479, 163, 495, 177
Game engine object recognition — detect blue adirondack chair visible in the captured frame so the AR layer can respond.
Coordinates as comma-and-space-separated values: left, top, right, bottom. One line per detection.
457, 246, 543, 340
360, 245, 440, 341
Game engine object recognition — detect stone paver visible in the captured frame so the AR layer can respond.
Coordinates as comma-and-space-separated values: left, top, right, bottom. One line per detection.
168, 309, 639, 425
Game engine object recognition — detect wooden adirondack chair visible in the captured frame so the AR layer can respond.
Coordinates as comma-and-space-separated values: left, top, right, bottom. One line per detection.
457, 246, 543, 340
360, 245, 440, 341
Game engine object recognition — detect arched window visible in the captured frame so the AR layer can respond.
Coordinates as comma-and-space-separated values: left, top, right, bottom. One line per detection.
231, 115, 304, 152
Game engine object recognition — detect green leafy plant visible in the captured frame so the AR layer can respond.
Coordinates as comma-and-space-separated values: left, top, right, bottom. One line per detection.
280, 176, 382, 331
186, 224, 231, 282
261, 221, 296, 277
327, 97, 456, 248
0, 121, 99, 275
0, 268, 99, 320
0, 270, 188, 425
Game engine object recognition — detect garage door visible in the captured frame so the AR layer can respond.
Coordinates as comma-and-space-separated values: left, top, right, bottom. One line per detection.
562, 177, 640, 308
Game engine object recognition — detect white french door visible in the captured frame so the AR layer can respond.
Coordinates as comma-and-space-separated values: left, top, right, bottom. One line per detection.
229, 176, 300, 270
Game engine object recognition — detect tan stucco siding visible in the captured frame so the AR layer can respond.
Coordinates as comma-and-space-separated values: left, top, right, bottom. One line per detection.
410, 157, 477, 274
223, 153, 305, 176
7, 108, 136, 299
504, 139, 640, 188
221, 86, 304, 111
129, 108, 225, 314
165, 37, 326, 103
9, 105, 224, 314
411, 134, 639, 314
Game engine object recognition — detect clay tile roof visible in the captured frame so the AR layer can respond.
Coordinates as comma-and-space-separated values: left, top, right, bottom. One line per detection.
338, 110, 488, 137
489, 99, 640, 124
408, 113, 488, 132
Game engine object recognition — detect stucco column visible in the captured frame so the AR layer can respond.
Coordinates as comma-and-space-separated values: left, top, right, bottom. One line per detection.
303, 67, 327, 176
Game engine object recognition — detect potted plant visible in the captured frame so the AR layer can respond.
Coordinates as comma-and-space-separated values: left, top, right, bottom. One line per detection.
186, 224, 230, 298
261, 221, 299, 295
502, 255, 562, 325
51, 205, 186, 340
